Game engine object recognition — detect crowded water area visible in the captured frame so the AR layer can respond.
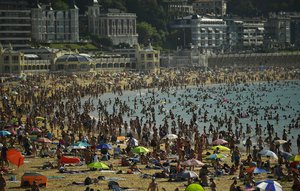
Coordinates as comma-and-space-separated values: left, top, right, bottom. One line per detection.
85, 80, 300, 154
0, 67, 300, 191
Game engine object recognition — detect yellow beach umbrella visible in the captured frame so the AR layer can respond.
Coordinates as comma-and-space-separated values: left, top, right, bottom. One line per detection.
212, 145, 230, 151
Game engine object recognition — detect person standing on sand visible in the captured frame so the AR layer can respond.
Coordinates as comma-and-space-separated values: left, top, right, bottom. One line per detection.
0, 173, 6, 191
229, 179, 237, 191
147, 177, 159, 191
210, 178, 217, 191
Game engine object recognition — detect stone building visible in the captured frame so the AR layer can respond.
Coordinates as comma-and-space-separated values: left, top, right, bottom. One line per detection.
87, 1, 138, 46
192, 0, 227, 16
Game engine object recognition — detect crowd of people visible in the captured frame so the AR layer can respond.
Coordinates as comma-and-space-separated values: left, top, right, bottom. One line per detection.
0, 66, 300, 191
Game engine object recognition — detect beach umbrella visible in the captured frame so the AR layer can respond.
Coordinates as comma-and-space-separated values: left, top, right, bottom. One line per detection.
7, 149, 24, 167
211, 139, 228, 145
72, 141, 91, 147
205, 154, 226, 160
162, 134, 178, 140
37, 137, 52, 143
97, 143, 112, 150
279, 151, 293, 160
290, 161, 300, 169
211, 145, 230, 151
178, 170, 199, 179
10, 118, 18, 124
87, 162, 109, 170
0, 130, 11, 136
185, 183, 205, 191
68, 145, 86, 150
245, 166, 268, 174
117, 136, 126, 141
35, 116, 45, 121
289, 155, 300, 162
31, 127, 42, 134
7, 129, 16, 135
256, 180, 282, 191
127, 138, 138, 146
11, 91, 18, 95
259, 150, 278, 159
181, 159, 205, 167
274, 140, 287, 145
132, 146, 149, 154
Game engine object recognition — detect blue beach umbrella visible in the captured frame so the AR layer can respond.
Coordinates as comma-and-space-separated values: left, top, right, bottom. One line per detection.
0, 130, 11, 136
246, 166, 268, 174
256, 180, 282, 191
205, 153, 226, 160
96, 143, 112, 150
279, 151, 293, 160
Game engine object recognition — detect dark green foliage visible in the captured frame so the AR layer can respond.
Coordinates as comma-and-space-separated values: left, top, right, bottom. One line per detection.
227, 0, 300, 16
25, 0, 300, 50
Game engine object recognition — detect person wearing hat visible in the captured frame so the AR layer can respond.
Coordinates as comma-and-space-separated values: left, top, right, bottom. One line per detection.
0, 173, 6, 191
147, 177, 159, 191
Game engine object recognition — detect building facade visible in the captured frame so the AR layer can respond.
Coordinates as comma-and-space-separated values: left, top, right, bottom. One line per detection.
191, 15, 227, 51
0, 45, 52, 74
290, 13, 300, 46
242, 19, 265, 47
192, 0, 227, 16
31, 2, 79, 43
135, 44, 160, 72
166, 0, 194, 19
0, 0, 32, 49
87, 1, 138, 46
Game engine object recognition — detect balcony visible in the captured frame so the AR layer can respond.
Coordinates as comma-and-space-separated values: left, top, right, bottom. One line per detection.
0, 23, 31, 27
0, 30, 31, 33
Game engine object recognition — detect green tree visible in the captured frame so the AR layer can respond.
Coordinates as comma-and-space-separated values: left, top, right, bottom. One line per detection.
52, 0, 69, 10
137, 22, 160, 46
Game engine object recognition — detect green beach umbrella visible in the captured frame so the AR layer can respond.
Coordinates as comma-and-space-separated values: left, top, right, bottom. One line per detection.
87, 162, 109, 169
11, 91, 18, 95
185, 183, 205, 191
289, 155, 300, 162
132, 146, 149, 154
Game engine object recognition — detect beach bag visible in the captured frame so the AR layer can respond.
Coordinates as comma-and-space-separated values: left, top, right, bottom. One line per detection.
84, 177, 92, 185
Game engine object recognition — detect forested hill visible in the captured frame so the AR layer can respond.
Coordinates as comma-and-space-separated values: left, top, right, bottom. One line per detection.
27, 0, 300, 16
23, 0, 300, 48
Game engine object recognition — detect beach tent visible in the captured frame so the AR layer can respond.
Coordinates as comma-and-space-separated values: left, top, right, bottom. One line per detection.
185, 183, 205, 191
21, 172, 47, 187
7, 149, 24, 167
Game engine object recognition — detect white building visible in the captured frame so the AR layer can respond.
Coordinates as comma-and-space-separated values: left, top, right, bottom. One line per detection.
31, 2, 79, 43
87, 1, 138, 46
242, 19, 265, 47
191, 15, 227, 51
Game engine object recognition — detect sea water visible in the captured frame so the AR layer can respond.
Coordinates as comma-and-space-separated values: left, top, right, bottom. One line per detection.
83, 80, 300, 154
